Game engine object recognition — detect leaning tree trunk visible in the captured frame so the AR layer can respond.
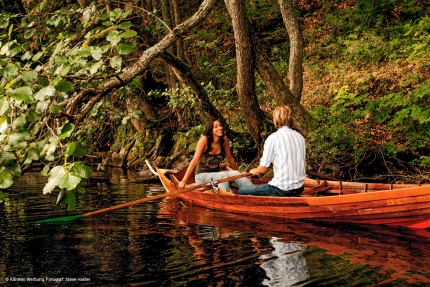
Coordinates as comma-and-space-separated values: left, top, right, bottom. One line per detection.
224, 0, 266, 146
279, 0, 304, 100
251, 30, 311, 137
72, 0, 219, 125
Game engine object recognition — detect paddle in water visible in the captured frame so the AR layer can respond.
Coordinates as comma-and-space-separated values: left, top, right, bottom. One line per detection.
28, 170, 251, 224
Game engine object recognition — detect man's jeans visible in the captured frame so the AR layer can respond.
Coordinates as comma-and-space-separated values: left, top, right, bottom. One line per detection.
238, 184, 304, 196
195, 170, 254, 192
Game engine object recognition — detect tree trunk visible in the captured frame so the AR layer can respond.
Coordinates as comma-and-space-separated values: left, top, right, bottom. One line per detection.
279, 0, 304, 100
251, 30, 311, 137
224, 0, 266, 146
73, 0, 219, 125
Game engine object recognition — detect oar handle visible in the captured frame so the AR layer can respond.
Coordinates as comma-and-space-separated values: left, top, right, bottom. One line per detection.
82, 171, 252, 218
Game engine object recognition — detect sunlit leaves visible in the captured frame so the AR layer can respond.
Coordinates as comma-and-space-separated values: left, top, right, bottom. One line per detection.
22, 70, 38, 82
71, 163, 92, 178
118, 21, 133, 29
7, 86, 33, 102
32, 51, 44, 61
0, 98, 8, 116
43, 165, 65, 194
58, 123, 74, 139
110, 56, 122, 70
23, 148, 41, 166
119, 30, 137, 38
106, 30, 121, 46
35, 86, 56, 101
54, 81, 74, 92
3, 63, 19, 79
0, 17, 8, 28
117, 42, 134, 55
64, 142, 86, 158
89, 61, 103, 74
90, 47, 103, 61
59, 173, 81, 191
0, 171, 13, 189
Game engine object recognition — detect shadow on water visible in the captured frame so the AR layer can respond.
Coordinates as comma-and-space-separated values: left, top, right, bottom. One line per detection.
0, 170, 429, 286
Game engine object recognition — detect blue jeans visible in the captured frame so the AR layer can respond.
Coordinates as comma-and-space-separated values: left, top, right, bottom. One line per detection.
238, 184, 304, 196
195, 170, 254, 192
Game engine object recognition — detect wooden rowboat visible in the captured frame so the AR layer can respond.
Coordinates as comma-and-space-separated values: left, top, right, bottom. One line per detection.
154, 167, 430, 228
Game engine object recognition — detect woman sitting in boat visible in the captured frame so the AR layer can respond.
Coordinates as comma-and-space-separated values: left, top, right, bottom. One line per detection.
178, 119, 254, 192
238, 106, 306, 196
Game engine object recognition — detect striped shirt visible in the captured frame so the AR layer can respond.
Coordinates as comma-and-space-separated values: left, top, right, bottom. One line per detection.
260, 126, 306, 191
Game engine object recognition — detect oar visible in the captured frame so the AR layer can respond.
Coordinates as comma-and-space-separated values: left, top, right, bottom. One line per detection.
27, 171, 251, 224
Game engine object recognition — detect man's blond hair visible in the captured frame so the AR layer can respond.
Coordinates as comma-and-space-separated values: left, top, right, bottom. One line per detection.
273, 106, 293, 129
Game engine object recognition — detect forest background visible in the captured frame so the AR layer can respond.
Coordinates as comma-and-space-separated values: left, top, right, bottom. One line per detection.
0, 0, 429, 210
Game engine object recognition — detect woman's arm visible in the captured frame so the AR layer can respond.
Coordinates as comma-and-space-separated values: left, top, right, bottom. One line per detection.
178, 136, 207, 188
223, 136, 239, 170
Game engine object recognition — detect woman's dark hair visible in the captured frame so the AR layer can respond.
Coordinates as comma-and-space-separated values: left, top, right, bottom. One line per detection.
204, 119, 225, 154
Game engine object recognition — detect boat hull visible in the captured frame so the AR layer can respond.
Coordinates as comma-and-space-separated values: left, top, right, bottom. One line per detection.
156, 169, 430, 222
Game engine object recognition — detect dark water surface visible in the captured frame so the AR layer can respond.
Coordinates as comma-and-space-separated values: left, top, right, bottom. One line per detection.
1, 170, 429, 286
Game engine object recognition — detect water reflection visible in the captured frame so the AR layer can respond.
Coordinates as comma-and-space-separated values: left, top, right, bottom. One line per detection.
259, 238, 308, 286
0, 171, 429, 286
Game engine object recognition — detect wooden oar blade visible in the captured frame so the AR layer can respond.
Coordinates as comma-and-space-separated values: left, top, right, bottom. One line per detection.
26, 214, 84, 225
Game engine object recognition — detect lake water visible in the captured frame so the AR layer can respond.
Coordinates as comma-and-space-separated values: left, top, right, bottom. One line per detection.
1, 169, 429, 286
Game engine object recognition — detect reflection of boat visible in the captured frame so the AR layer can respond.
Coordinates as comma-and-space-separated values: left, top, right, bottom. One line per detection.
155, 168, 430, 227
159, 197, 430, 285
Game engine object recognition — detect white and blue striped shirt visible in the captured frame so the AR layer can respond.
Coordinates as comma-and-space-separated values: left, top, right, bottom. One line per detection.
260, 126, 306, 191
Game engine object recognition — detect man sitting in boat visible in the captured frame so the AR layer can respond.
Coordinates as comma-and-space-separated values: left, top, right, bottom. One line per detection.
238, 106, 306, 196
178, 119, 254, 192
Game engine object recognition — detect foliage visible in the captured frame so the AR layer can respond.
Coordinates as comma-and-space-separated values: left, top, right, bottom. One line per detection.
307, 81, 430, 179
0, 3, 144, 209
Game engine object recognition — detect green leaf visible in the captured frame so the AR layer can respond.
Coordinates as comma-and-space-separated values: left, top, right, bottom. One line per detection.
0, 98, 9, 116
102, 21, 114, 26
99, 13, 109, 20
32, 51, 44, 61
64, 142, 86, 158
7, 130, 31, 146
49, 104, 65, 115
0, 151, 16, 166
0, 115, 8, 133
106, 31, 120, 46
119, 30, 137, 38
58, 123, 74, 139
0, 17, 9, 29
34, 86, 56, 101
27, 110, 41, 122
56, 189, 66, 205
3, 63, 19, 80
117, 42, 134, 55
7, 86, 33, 102
0, 171, 13, 189
22, 70, 38, 82
75, 185, 86, 195
36, 101, 50, 113
110, 56, 122, 70
89, 61, 103, 74
65, 192, 76, 211
41, 164, 51, 176
23, 148, 41, 166
59, 172, 81, 191
118, 21, 133, 29
43, 166, 66, 194
0, 191, 4, 203
12, 116, 27, 128
90, 46, 103, 60
21, 51, 33, 61
54, 81, 74, 92
72, 163, 92, 178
